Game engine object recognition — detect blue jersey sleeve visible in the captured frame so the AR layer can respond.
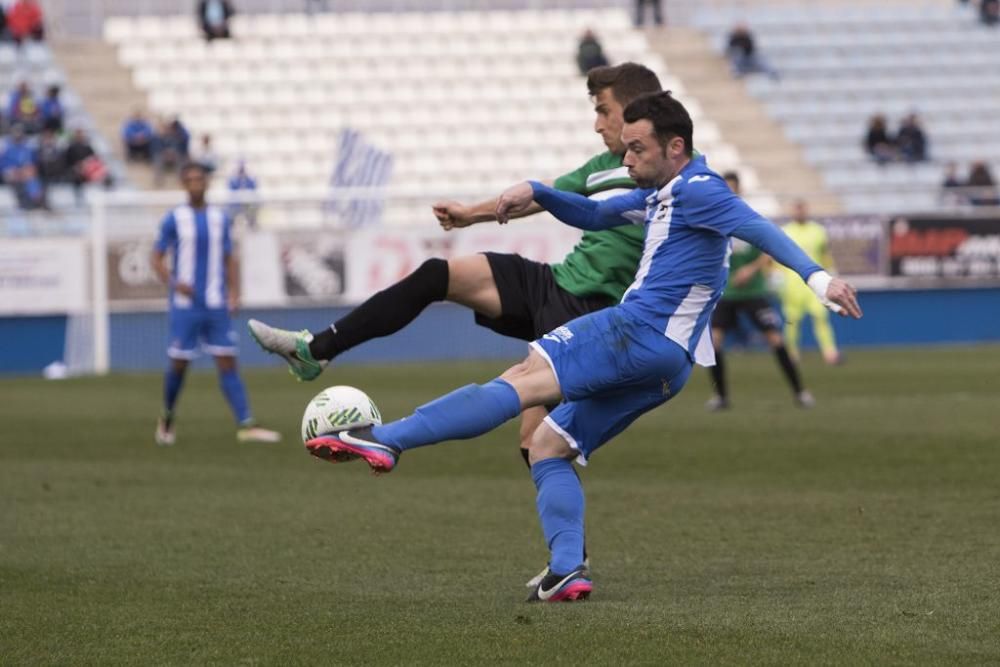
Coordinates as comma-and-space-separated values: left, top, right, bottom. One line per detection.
679, 174, 762, 236
731, 217, 823, 282
154, 210, 177, 254
530, 181, 649, 231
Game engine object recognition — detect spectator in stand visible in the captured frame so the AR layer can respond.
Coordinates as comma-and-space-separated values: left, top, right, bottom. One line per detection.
980, 0, 999, 26
726, 23, 779, 79
1, 124, 46, 209
895, 113, 928, 163
192, 133, 218, 174
634, 0, 664, 27
65, 128, 110, 203
228, 160, 259, 228
940, 162, 967, 205
7, 81, 40, 134
864, 114, 896, 165
152, 116, 190, 185
7, 0, 43, 44
198, 0, 234, 41
40, 84, 63, 133
35, 127, 65, 184
576, 30, 610, 76
122, 109, 154, 162
967, 161, 999, 206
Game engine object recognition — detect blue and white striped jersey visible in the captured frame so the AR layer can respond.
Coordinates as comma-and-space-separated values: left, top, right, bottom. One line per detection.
154, 204, 233, 310
530, 155, 823, 367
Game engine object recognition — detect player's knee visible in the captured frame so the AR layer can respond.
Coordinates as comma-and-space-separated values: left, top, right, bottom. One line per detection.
528, 425, 574, 465
412, 258, 449, 301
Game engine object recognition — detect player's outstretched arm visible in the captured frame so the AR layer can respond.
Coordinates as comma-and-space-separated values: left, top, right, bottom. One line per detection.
732, 217, 862, 318
433, 180, 554, 230
497, 181, 647, 230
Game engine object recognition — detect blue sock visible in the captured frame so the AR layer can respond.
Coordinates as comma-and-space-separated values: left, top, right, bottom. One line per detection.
372, 378, 521, 451
218, 367, 252, 425
532, 458, 585, 575
164, 366, 185, 414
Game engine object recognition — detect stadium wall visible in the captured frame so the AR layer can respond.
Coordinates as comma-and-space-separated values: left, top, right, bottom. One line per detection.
1, 287, 997, 375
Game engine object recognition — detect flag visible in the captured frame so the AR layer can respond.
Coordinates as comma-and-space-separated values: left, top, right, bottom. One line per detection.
328, 128, 394, 228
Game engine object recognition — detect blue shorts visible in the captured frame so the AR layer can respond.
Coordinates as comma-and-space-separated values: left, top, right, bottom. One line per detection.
167, 308, 238, 360
529, 306, 692, 464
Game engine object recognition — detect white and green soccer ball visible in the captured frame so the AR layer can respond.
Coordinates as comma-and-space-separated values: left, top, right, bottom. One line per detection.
301, 385, 382, 444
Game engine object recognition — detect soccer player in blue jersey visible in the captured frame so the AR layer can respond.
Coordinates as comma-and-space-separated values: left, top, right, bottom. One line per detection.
151, 162, 280, 446
304, 92, 862, 601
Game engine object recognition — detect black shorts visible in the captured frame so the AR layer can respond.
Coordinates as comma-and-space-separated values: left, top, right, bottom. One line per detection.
712, 297, 782, 333
475, 252, 616, 341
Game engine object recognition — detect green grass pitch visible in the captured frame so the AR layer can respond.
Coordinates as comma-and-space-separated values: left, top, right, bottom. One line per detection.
2, 345, 999, 664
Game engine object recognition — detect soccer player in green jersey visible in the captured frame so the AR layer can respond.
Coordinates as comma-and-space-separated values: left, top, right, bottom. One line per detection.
705, 172, 814, 411
779, 200, 841, 365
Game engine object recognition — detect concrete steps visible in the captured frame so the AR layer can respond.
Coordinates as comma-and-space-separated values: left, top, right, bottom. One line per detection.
50, 38, 162, 190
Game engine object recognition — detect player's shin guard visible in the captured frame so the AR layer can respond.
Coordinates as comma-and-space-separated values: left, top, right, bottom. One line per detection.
532, 458, 585, 575
309, 258, 449, 360
164, 366, 185, 414
372, 378, 521, 451
218, 367, 252, 424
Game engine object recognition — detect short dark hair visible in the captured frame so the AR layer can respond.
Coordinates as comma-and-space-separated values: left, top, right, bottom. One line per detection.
722, 171, 740, 186
180, 161, 209, 177
622, 91, 694, 157
586, 62, 662, 107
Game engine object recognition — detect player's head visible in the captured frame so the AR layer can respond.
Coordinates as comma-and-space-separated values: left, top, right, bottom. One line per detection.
180, 161, 210, 204
621, 91, 694, 189
586, 63, 662, 155
791, 198, 809, 221
722, 171, 740, 194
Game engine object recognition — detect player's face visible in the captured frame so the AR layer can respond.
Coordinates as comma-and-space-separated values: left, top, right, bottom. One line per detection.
181, 168, 208, 199
622, 119, 675, 189
792, 201, 808, 221
592, 88, 626, 154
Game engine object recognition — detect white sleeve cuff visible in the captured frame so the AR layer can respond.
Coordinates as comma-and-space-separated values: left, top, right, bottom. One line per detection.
807, 270, 842, 314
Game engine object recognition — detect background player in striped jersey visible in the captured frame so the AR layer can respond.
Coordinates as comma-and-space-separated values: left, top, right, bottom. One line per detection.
780, 200, 841, 365
705, 171, 813, 411
301, 92, 862, 601
151, 162, 280, 446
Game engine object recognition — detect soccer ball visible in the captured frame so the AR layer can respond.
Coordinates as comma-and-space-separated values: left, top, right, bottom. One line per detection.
301, 385, 382, 444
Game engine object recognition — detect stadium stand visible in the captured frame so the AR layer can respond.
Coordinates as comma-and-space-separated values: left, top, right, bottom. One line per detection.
0, 40, 121, 218
689, 1, 1000, 213
102, 8, 780, 223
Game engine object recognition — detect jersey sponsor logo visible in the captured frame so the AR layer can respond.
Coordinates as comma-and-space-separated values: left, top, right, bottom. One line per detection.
542, 326, 574, 344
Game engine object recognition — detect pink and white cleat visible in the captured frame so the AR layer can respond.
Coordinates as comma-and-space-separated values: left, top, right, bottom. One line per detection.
526, 566, 592, 603
306, 426, 399, 473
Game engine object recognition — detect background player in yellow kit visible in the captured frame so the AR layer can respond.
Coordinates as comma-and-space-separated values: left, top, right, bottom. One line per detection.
780, 200, 841, 365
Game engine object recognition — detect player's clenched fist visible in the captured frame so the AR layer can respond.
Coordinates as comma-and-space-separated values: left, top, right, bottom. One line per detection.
432, 201, 473, 230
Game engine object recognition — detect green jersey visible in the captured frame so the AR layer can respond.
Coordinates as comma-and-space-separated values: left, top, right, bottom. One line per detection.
549, 152, 644, 302
723, 239, 768, 300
